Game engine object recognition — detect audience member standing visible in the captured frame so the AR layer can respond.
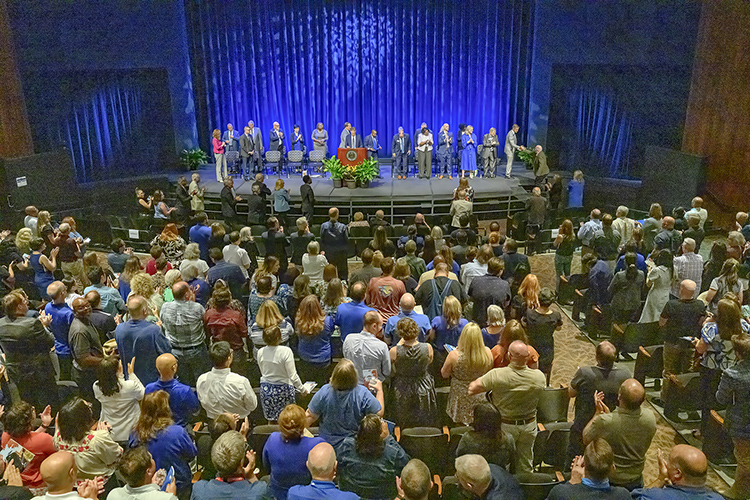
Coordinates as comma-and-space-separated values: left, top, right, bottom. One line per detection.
365, 257, 406, 321
672, 238, 703, 298
257, 327, 305, 421
524, 187, 548, 256
203, 281, 248, 375
197, 341, 258, 420
384, 293, 431, 345
320, 208, 349, 280
144, 353, 200, 428
334, 281, 375, 342
295, 295, 335, 385
639, 250, 673, 324
44, 281, 74, 380
69, 297, 105, 410
653, 216, 682, 253
343, 311, 390, 383
522, 288, 562, 381
220, 177, 242, 230
115, 295, 172, 385
468, 257, 511, 328
93, 356, 145, 445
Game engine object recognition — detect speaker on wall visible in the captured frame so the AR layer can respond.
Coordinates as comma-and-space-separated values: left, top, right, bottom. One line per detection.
639, 146, 707, 211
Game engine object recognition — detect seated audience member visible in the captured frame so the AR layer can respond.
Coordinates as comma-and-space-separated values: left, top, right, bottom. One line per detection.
397, 225, 425, 255
397, 459, 433, 500
342, 310, 390, 383
349, 211, 370, 230
192, 431, 268, 499
547, 438, 630, 500
84, 266, 126, 316
287, 443, 359, 500
181, 264, 210, 306
365, 257, 406, 321
204, 280, 247, 374
631, 445, 725, 500
480, 305, 506, 348
469, 257, 510, 328
456, 403, 515, 471
257, 326, 305, 421
108, 446, 177, 499
39, 451, 101, 500
453, 454, 522, 500
54, 397, 123, 486
129, 391, 197, 498
252, 255, 281, 291
207, 247, 246, 302
295, 295, 335, 385
450, 214, 477, 247
145, 353, 200, 427
1, 401, 55, 489
250, 300, 294, 354
334, 281, 375, 342
107, 239, 132, 274
93, 355, 145, 445
197, 341, 258, 420
369, 226, 396, 258
583, 378, 656, 490
306, 359, 384, 450
338, 414, 410, 500
415, 262, 467, 319
568, 341, 629, 460
302, 241, 329, 281
370, 210, 390, 234
115, 295, 172, 385
402, 240, 426, 281
489, 319, 538, 368
263, 404, 325, 500
348, 248, 382, 287
385, 293, 430, 345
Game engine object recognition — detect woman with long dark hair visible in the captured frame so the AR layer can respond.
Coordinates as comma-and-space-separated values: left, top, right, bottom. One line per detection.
702, 241, 727, 294
369, 226, 396, 258
705, 258, 743, 315
1, 401, 55, 489
456, 402, 515, 471
93, 355, 144, 445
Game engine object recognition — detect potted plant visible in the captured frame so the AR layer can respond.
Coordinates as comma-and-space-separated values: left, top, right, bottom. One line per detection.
344, 165, 358, 189
355, 158, 379, 188
322, 157, 345, 188
517, 148, 537, 170
180, 148, 208, 171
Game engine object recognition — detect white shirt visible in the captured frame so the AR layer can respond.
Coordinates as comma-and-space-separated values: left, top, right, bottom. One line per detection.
93, 373, 145, 442
223, 243, 252, 278
41, 493, 89, 500
302, 253, 329, 281
179, 258, 209, 278
196, 367, 258, 419
256, 345, 304, 389
342, 331, 391, 383
687, 207, 708, 229
460, 260, 489, 294
108, 483, 177, 500
417, 132, 433, 152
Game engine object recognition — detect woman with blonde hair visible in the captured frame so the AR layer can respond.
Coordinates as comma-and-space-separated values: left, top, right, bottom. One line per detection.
263, 404, 324, 500
117, 256, 141, 301
252, 255, 280, 291
706, 258, 743, 315
212, 128, 226, 181
36, 210, 55, 249
273, 178, 291, 229
480, 304, 506, 348
510, 273, 540, 320
430, 226, 445, 252
295, 295, 335, 384
250, 299, 294, 355
14, 227, 33, 255
302, 240, 328, 281
129, 272, 163, 319
393, 258, 418, 294
179, 242, 208, 278
441, 323, 493, 424
429, 295, 469, 354
491, 319, 539, 369
208, 222, 226, 251
257, 326, 305, 421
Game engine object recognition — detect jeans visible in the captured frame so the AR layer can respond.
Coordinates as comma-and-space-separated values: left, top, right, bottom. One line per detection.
554, 253, 573, 291
215, 153, 227, 181
173, 344, 211, 388
438, 152, 451, 176
501, 420, 537, 474
393, 154, 408, 176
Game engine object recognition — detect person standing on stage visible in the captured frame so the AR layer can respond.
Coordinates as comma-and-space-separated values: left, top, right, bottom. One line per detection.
504, 124, 525, 179
345, 127, 363, 148
461, 125, 478, 179
312, 122, 329, 155
301, 175, 315, 224
437, 123, 454, 180
456, 123, 466, 171
212, 129, 227, 182
482, 128, 500, 178
414, 122, 427, 168
532, 145, 549, 187
417, 126, 434, 179
340, 122, 351, 148
247, 120, 264, 178
239, 126, 254, 180
364, 130, 383, 178
392, 127, 412, 180
270, 122, 286, 174
222, 123, 239, 152
291, 124, 306, 153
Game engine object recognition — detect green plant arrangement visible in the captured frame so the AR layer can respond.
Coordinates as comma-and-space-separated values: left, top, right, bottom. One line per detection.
180, 148, 208, 171
516, 148, 537, 170
322, 157, 345, 179
354, 158, 380, 187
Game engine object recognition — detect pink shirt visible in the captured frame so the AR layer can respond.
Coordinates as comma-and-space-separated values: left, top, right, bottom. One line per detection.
212, 137, 225, 154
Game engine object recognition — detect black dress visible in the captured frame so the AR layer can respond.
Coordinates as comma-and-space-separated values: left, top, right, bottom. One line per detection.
390, 343, 437, 428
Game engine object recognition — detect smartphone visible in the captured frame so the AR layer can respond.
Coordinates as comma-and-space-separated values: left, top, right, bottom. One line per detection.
161, 466, 174, 492
444, 344, 456, 352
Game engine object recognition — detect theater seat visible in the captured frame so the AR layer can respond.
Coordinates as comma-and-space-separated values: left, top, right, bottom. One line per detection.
252, 424, 280, 473
448, 426, 472, 457
703, 410, 736, 465
516, 472, 564, 500
533, 421, 572, 472
536, 386, 570, 424
399, 427, 449, 477
440, 476, 461, 500
633, 345, 664, 391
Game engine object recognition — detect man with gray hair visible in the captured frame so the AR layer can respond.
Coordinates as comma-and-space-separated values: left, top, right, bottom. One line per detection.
392, 127, 412, 179
339, 122, 351, 148
454, 454, 522, 500
192, 431, 268, 499
288, 442, 359, 500
612, 205, 635, 248
482, 128, 500, 178
397, 459, 433, 500
44, 280, 75, 380
384, 292, 431, 345
245, 120, 264, 178
437, 123, 454, 179
671, 238, 703, 298
531, 144, 548, 186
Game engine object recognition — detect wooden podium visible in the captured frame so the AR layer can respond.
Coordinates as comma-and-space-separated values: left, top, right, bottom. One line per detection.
337, 147, 367, 166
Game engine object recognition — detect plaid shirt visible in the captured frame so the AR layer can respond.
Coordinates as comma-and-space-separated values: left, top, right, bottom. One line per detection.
671, 252, 703, 297
160, 299, 206, 348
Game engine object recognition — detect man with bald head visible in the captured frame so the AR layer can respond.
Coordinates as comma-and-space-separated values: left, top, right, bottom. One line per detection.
69, 296, 104, 410
654, 216, 683, 253
454, 454, 522, 500
44, 280, 75, 380
384, 293, 431, 345
631, 444, 724, 499
583, 378, 657, 490
114, 295, 171, 385
144, 353, 200, 427
468, 340, 546, 474
288, 442, 359, 500
160, 281, 209, 387
568, 340, 630, 460
39, 451, 100, 499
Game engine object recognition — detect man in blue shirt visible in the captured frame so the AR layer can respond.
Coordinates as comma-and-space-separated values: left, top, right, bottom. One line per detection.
114, 295, 171, 385
385, 293, 430, 345
83, 266, 126, 316
44, 281, 74, 380
145, 353, 200, 427
189, 212, 213, 262
288, 443, 360, 500
206, 247, 247, 302
334, 282, 374, 342
631, 445, 725, 500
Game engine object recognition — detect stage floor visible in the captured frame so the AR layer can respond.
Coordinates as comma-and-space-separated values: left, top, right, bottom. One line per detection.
189, 161, 535, 203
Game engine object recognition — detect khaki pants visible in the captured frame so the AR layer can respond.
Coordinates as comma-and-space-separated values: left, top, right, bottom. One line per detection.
729, 437, 750, 500
61, 260, 86, 286
501, 419, 537, 474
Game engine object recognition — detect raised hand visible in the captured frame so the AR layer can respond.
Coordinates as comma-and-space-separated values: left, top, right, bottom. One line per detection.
242, 450, 257, 478
128, 357, 136, 375
39, 311, 53, 328
3, 461, 23, 487
39, 405, 53, 428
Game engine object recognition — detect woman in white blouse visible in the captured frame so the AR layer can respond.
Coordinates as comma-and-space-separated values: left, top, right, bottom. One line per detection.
93, 356, 145, 445
179, 243, 209, 278
256, 325, 306, 422
302, 240, 329, 282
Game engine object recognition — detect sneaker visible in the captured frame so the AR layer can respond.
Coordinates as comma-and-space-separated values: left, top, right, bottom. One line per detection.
439, 175, 443, 180
505, 174, 511, 179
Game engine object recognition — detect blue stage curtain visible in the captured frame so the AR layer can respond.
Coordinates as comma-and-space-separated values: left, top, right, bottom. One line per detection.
567, 86, 634, 178
186, 0, 534, 155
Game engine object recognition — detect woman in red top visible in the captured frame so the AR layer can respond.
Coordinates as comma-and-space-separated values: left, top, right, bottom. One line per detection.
1, 401, 56, 489
212, 128, 226, 182
203, 280, 248, 376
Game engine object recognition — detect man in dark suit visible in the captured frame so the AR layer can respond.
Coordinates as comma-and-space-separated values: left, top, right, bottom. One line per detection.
437, 123, 454, 179
246, 183, 266, 226
344, 126, 363, 148
262, 216, 289, 273
391, 127, 412, 179
222, 123, 239, 152
300, 175, 315, 224
364, 129, 383, 179
269, 122, 286, 174
321, 207, 349, 280
246, 120, 264, 177
482, 127, 500, 178
239, 126, 254, 181
220, 177, 242, 230
501, 238, 530, 283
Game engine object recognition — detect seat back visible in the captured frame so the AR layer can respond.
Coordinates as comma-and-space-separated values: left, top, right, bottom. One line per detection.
288, 150, 304, 162
516, 472, 562, 500
633, 344, 664, 386
703, 410, 736, 465
349, 225, 371, 238
252, 424, 280, 471
447, 426, 472, 457
308, 150, 325, 163
265, 150, 281, 163
399, 427, 449, 476
536, 387, 570, 424
440, 476, 462, 500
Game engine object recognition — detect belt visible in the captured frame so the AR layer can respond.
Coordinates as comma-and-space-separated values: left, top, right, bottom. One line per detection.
502, 415, 536, 425
173, 344, 204, 351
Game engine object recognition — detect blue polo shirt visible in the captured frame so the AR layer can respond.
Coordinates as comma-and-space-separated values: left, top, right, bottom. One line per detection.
115, 319, 172, 385
129, 424, 197, 494
44, 301, 74, 356
144, 378, 200, 427
307, 384, 381, 449
192, 478, 272, 500
298, 316, 335, 364
189, 223, 213, 262
631, 485, 725, 500
385, 310, 431, 345
288, 481, 360, 500
334, 301, 375, 342
263, 433, 325, 500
